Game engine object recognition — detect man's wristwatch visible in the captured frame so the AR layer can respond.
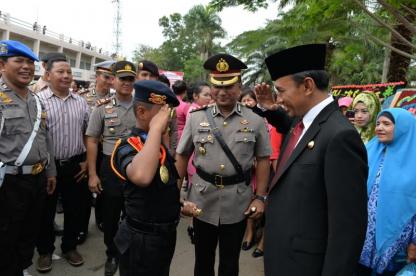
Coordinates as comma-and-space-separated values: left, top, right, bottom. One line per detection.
254, 194, 267, 203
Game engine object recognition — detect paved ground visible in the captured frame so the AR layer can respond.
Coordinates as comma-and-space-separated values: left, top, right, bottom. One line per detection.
27, 214, 264, 276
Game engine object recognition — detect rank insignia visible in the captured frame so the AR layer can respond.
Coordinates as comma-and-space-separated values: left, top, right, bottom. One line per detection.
105, 105, 114, 114
124, 64, 132, 71
240, 119, 249, 125
307, 140, 315, 149
138, 62, 143, 69
0, 92, 12, 104
199, 122, 210, 127
199, 146, 206, 155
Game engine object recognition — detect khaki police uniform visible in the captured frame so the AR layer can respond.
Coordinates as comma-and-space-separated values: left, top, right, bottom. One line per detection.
85, 60, 137, 270
80, 88, 110, 111
176, 53, 271, 276
0, 78, 56, 274
177, 103, 271, 225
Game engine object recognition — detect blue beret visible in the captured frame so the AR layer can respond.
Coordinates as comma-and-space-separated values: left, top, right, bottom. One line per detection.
0, 40, 39, 61
134, 80, 179, 107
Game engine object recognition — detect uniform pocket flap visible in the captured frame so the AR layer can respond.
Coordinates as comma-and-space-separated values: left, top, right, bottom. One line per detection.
194, 134, 214, 144
104, 118, 121, 126
234, 133, 256, 143
292, 237, 326, 254
2, 108, 25, 119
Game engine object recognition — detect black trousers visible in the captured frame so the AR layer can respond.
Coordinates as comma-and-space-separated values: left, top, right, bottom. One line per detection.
37, 154, 88, 254
119, 228, 176, 276
193, 218, 246, 276
100, 155, 124, 258
356, 264, 399, 276
0, 172, 46, 276
94, 145, 104, 227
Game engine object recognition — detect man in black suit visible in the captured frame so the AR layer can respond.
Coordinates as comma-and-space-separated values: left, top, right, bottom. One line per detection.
254, 44, 368, 276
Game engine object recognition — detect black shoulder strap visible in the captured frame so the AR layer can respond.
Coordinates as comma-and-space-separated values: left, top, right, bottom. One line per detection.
204, 109, 243, 175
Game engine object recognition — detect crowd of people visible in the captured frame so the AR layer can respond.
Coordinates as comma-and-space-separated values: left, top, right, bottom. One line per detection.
0, 39, 416, 276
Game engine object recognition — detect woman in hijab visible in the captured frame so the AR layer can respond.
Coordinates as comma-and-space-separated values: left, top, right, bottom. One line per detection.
352, 91, 381, 143
357, 108, 416, 275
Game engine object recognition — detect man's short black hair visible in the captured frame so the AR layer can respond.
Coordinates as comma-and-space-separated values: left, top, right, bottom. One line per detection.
172, 80, 187, 95
0, 56, 8, 62
291, 70, 329, 91
46, 59, 68, 71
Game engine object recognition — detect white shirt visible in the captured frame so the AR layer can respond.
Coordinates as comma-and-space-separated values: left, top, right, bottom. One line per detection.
296, 95, 334, 146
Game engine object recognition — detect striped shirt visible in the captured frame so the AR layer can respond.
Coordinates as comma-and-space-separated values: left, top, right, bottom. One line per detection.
38, 87, 90, 160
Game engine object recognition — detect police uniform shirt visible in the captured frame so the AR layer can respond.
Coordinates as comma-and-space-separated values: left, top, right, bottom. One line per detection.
0, 79, 56, 176
81, 88, 109, 110
86, 96, 136, 155
177, 102, 271, 225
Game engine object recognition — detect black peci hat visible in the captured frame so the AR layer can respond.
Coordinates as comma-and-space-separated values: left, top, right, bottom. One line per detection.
41, 52, 67, 63
265, 44, 327, 81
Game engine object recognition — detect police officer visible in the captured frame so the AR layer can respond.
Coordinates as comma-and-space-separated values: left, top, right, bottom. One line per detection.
80, 60, 115, 110
111, 80, 196, 276
86, 60, 136, 276
176, 54, 271, 276
0, 40, 57, 276
81, 60, 115, 238
136, 60, 159, 80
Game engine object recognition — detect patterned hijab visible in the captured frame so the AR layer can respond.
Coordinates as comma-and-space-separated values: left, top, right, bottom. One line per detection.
352, 92, 381, 144
366, 108, 416, 256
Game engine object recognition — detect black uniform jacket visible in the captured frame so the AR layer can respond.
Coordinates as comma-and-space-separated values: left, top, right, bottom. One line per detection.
256, 102, 368, 276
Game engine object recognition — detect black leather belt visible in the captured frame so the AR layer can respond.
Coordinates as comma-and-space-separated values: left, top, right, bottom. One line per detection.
126, 217, 178, 234
196, 167, 251, 188
55, 152, 86, 167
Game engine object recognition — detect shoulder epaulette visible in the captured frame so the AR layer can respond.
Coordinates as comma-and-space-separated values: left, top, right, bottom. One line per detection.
110, 136, 144, 181
190, 105, 209, 113
96, 97, 111, 107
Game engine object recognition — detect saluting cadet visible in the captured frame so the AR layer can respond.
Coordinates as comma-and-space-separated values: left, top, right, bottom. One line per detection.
80, 60, 115, 110
111, 80, 197, 276
36, 56, 90, 272
86, 60, 136, 276
0, 40, 57, 276
175, 54, 271, 276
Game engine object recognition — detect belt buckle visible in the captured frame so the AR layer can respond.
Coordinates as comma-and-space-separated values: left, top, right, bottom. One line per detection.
31, 163, 44, 175
214, 175, 224, 189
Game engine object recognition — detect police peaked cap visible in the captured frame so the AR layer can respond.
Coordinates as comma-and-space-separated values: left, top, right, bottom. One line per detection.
137, 60, 159, 77
134, 80, 179, 107
203, 53, 247, 86
265, 44, 327, 81
0, 40, 39, 61
94, 60, 115, 74
41, 52, 67, 62
112, 61, 136, 78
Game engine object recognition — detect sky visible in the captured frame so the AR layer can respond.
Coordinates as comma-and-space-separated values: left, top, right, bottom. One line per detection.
1, 0, 279, 59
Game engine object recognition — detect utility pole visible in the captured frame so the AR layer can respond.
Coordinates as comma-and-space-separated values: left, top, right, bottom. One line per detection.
112, 0, 121, 57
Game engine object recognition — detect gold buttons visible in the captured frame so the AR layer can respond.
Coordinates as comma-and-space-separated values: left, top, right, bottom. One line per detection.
223, 121, 228, 127
199, 146, 206, 155
244, 137, 248, 143
220, 164, 225, 170
109, 127, 115, 134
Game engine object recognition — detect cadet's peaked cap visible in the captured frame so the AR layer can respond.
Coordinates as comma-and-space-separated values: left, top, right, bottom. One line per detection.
265, 44, 327, 81
0, 40, 39, 61
41, 52, 67, 62
134, 80, 179, 107
112, 61, 136, 78
94, 60, 115, 74
137, 60, 159, 77
203, 53, 247, 86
